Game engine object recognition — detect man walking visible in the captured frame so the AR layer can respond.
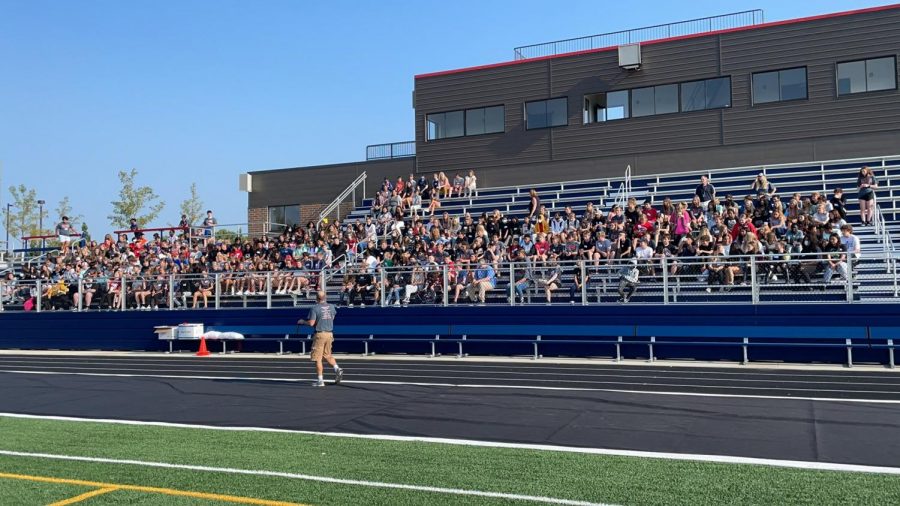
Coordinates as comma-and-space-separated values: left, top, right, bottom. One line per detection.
297, 291, 344, 387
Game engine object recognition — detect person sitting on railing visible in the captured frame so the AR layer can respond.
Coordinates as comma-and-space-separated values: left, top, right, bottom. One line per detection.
822, 234, 849, 285
705, 248, 730, 293
149, 274, 168, 310
348, 263, 376, 307
511, 250, 532, 304
384, 262, 409, 307
537, 258, 562, 304
617, 258, 639, 303
131, 275, 152, 310
466, 258, 496, 305
191, 269, 214, 309
763, 240, 789, 283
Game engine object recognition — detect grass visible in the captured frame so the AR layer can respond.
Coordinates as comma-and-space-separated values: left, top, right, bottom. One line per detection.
0, 416, 898, 505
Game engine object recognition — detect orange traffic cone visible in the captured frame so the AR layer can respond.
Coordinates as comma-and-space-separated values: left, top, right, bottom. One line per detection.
196, 335, 210, 357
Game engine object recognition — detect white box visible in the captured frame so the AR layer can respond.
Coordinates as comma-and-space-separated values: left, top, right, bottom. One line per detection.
176, 323, 205, 339
154, 326, 177, 340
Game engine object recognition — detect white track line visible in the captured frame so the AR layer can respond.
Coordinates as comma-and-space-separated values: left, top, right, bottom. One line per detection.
1, 369, 899, 399
0, 359, 897, 385
0, 449, 611, 506
1, 413, 899, 476
4, 353, 896, 377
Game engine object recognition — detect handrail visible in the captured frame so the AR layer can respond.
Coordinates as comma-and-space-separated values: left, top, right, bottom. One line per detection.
612, 165, 633, 209
513, 10, 764, 60
404, 154, 900, 203
112, 226, 188, 236
318, 172, 367, 225
366, 141, 415, 160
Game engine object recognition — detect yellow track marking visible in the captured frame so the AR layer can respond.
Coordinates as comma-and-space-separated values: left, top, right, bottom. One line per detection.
47, 487, 118, 505
0, 472, 309, 506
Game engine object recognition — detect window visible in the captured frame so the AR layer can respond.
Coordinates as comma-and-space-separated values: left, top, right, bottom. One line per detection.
466, 105, 504, 135
631, 84, 678, 117
837, 56, 897, 95
426, 106, 504, 140
268, 205, 300, 233
426, 110, 464, 140
752, 67, 808, 104
526, 97, 568, 129
583, 91, 628, 123
681, 77, 731, 112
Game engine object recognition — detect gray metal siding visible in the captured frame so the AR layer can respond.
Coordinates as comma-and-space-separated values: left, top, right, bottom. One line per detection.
414, 8, 900, 175
248, 158, 415, 209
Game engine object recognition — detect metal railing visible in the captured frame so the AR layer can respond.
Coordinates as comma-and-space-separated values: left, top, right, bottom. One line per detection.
3, 251, 898, 313
318, 172, 367, 225
513, 10, 765, 60
366, 141, 416, 161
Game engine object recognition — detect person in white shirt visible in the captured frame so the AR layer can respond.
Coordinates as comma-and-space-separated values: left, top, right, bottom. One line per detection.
840, 224, 861, 263
464, 170, 477, 198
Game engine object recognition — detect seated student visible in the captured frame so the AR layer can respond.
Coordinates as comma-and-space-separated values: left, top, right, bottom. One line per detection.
452, 265, 472, 304
466, 259, 496, 304
538, 259, 562, 304
132, 276, 152, 309
822, 234, 848, 284
192, 270, 214, 309
349, 266, 376, 306
150, 275, 168, 310
72, 273, 98, 310
568, 260, 588, 304
464, 170, 477, 198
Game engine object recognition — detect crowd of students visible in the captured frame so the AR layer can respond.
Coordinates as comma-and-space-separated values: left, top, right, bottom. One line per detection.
1, 166, 877, 310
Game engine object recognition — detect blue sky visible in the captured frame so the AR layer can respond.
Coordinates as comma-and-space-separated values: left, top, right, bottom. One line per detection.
0, 0, 879, 240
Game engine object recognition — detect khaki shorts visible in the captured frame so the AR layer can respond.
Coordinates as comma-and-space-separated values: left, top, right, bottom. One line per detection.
310, 331, 334, 361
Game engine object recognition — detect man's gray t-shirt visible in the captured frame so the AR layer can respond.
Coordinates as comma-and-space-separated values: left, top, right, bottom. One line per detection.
308, 303, 337, 332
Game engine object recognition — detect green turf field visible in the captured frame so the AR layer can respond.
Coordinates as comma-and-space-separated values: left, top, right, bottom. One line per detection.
1, 416, 898, 505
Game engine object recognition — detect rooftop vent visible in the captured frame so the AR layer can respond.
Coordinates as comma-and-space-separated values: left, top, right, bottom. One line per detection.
618, 44, 642, 70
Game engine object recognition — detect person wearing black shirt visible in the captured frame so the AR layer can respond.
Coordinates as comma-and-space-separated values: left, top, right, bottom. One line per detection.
192, 272, 214, 309
695, 175, 716, 205
822, 235, 848, 284
830, 188, 847, 220
350, 271, 374, 306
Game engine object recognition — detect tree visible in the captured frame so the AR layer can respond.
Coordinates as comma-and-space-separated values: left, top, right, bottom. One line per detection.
2, 185, 47, 245
55, 196, 84, 225
108, 168, 165, 229
179, 183, 204, 226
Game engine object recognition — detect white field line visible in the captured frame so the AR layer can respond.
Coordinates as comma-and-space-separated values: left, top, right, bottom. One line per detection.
0, 449, 611, 506
1, 369, 900, 401
1, 413, 899, 476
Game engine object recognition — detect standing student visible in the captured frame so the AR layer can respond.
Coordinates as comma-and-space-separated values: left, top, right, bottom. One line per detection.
856, 166, 879, 226
298, 291, 344, 387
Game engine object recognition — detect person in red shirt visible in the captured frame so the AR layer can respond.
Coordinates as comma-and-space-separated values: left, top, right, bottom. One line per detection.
534, 233, 550, 260
730, 214, 758, 241
642, 200, 658, 223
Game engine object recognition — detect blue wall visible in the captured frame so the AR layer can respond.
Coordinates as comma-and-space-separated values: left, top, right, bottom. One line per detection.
2, 304, 898, 365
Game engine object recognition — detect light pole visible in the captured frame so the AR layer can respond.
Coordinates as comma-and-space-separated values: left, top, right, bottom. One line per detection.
4, 203, 12, 255
37, 199, 45, 250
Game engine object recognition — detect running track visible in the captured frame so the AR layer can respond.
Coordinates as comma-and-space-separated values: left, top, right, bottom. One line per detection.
0, 354, 899, 468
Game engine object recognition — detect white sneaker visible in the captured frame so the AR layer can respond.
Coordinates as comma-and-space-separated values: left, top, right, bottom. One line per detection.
311, 379, 326, 387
